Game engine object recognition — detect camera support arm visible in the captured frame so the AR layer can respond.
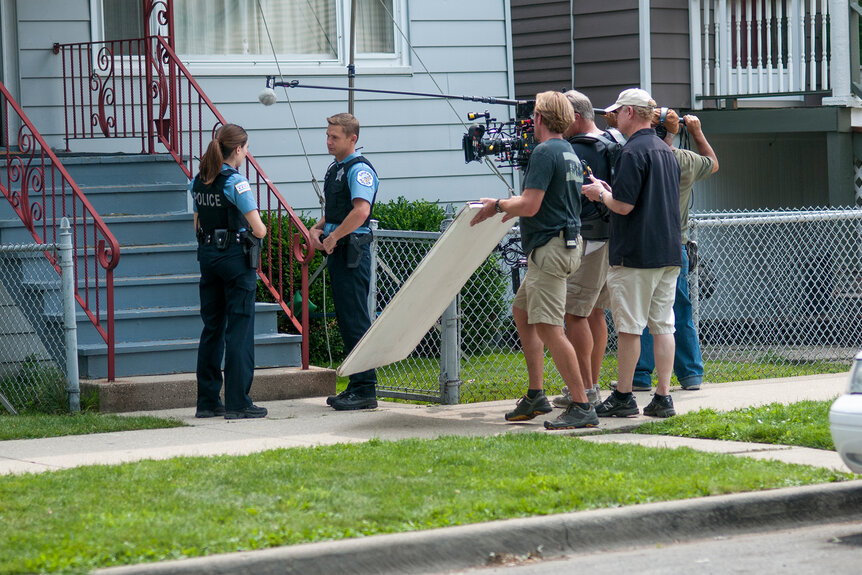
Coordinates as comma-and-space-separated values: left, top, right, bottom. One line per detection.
268, 77, 527, 107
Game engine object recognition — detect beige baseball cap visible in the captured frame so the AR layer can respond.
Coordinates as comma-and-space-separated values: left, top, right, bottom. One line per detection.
604, 88, 653, 113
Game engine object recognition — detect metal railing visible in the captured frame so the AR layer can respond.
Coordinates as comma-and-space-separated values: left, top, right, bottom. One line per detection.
368, 206, 860, 404
691, 0, 831, 103
1, 82, 118, 381
54, 35, 314, 368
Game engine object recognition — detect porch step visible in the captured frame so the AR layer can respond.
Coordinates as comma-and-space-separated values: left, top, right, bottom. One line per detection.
18, 243, 199, 280
77, 333, 302, 379
0, 213, 193, 246
81, 366, 335, 413
59, 303, 285, 345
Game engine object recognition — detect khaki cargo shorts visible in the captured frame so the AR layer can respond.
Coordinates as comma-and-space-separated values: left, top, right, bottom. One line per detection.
565, 240, 610, 317
513, 234, 582, 326
606, 265, 679, 335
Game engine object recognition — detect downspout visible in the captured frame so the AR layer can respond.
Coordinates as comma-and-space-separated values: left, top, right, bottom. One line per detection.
570, 0, 575, 88
639, 0, 652, 93
503, 0, 517, 192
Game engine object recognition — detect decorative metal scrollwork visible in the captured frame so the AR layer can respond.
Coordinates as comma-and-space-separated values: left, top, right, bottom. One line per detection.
91, 45, 117, 137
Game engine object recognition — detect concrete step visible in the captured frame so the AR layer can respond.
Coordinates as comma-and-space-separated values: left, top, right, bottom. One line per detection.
77, 333, 302, 379
54, 153, 188, 187
65, 303, 284, 345
81, 366, 334, 413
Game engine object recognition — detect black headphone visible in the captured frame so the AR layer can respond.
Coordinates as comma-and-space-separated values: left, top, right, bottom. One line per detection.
655, 107, 669, 139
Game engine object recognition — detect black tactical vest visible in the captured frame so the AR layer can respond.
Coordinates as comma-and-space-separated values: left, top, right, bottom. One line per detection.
193, 167, 249, 233
323, 156, 377, 227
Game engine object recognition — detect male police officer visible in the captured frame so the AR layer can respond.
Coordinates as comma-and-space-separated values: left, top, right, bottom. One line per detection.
310, 113, 379, 410
472, 91, 598, 429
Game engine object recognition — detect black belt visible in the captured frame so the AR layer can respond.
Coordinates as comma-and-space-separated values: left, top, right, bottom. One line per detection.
197, 229, 242, 247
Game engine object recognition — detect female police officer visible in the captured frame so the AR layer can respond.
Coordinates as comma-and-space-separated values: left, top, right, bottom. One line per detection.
192, 123, 268, 419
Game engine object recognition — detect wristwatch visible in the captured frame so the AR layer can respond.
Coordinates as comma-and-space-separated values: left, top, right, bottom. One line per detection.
599, 190, 606, 204
495, 199, 503, 213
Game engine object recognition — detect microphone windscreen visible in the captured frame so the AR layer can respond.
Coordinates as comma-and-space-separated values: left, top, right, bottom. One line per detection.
258, 88, 277, 106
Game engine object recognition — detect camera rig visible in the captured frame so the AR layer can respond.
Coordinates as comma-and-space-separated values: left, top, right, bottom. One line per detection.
264, 77, 534, 169
461, 101, 536, 169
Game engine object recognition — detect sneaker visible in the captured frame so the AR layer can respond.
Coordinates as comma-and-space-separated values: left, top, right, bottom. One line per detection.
326, 388, 351, 406
224, 404, 268, 419
330, 391, 378, 411
544, 404, 600, 430
680, 380, 702, 391
632, 382, 653, 392
643, 394, 676, 418
609, 380, 617, 391
586, 386, 602, 407
505, 392, 553, 422
195, 405, 226, 418
595, 392, 639, 418
552, 386, 572, 408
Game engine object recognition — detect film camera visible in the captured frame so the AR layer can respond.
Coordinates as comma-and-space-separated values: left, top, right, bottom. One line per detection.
461, 101, 536, 169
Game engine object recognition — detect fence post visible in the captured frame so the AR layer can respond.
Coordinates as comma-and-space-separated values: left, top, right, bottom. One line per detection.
368, 219, 379, 324
689, 221, 700, 337
59, 218, 81, 413
439, 205, 461, 404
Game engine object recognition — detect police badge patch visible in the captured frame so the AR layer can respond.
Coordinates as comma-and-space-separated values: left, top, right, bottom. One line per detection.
235, 180, 251, 194
356, 170, 374, 187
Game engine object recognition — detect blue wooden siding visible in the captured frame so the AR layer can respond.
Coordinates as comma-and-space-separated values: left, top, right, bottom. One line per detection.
11, 0, 518, 215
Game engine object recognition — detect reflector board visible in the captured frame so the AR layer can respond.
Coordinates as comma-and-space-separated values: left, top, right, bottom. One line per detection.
338, 202, 515, 376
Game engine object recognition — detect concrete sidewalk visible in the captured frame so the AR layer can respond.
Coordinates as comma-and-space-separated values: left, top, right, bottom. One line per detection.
0, 372, 851, 475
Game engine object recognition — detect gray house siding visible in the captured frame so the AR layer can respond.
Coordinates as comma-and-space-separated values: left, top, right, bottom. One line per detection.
511, 0, 571, 99
7, 0, 518, 214
650, 0, 691, 109
571, 1, 640, 111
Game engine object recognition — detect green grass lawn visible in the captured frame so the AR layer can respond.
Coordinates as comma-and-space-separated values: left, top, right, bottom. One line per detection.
0, 413, 184, 441
634, 399, 836, 450
346, 352, 848, 403
0, 433, 851, 574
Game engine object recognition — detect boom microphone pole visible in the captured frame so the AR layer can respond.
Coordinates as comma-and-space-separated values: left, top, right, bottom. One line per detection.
258, 76, 527, 107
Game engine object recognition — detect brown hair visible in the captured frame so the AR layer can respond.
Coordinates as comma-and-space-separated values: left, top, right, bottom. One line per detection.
651, 107, 681, 135
533, 91, 575, 134
327, 113, 360, 139
199, 123, 248, 185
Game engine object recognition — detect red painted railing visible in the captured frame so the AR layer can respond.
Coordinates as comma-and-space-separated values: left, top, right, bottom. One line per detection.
0, 82, 119, 380
54, 35, 313, 369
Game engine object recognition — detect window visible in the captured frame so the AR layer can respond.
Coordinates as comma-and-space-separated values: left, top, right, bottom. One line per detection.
172, 0, 397, 62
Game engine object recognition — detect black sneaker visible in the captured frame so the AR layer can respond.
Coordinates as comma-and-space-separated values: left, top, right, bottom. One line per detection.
224, 404, 268, 419
505, 392, 553, 422
595, 393, 639, 418
331, 392, 378, 411
326, 388, 351, 406
643, 394, 676, 418
544, 404, 600, 430
195, 405, 226, 418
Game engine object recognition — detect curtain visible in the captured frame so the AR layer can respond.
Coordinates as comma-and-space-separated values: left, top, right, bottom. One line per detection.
356, 0, 394, 54
173, 0, 339, 58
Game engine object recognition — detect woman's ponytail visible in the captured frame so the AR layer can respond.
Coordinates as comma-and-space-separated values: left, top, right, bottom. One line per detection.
199, 124, 248, 185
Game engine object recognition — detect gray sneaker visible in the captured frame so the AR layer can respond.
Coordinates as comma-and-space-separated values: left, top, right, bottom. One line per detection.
544, 404, 600, 430
586, 386, 602, 407
552, 386, 572, 408
505, 392, 553, 421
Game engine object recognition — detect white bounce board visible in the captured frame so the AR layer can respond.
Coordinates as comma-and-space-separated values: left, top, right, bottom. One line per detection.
338, 202, 516, 376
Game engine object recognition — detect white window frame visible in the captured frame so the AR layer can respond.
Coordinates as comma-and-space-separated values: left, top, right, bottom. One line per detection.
93, 0, 411, 76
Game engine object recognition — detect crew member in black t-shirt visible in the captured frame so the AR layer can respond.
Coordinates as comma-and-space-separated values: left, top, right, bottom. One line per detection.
582, 88, 682, 419
472, 91, 599, 430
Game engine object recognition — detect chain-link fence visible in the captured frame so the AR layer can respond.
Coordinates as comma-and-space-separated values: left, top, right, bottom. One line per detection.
0, 224, 80, 414
369, 206, 861, 404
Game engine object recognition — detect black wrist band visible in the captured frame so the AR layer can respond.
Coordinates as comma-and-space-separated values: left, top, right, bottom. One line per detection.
495, 199, 503, 213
